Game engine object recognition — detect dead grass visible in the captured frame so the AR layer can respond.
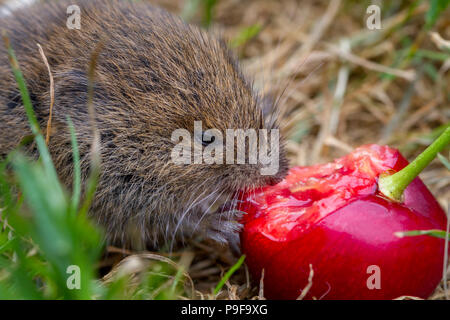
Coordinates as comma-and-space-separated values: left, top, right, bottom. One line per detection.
98, 0, 449, 300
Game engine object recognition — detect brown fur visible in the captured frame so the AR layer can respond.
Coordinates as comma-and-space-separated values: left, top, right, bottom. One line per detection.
0, 0, 288, 248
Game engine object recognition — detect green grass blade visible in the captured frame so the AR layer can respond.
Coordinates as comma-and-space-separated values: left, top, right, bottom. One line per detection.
395, 229, 449, 239
230, 24, 262, 48
213, 254, 245, 295
426, 0, 450, 30
66, 116, 81, 214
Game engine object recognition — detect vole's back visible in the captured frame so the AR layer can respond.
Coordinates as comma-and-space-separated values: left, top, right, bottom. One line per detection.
0, 0, 287, 248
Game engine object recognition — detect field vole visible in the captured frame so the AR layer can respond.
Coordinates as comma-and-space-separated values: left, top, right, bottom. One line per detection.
0, 0, 288, 249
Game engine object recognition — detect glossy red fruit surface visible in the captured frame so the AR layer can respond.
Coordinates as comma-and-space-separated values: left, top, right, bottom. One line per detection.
239, 145, 447, 300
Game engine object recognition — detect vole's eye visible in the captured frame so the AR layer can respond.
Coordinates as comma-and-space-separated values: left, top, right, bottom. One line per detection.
201, 131, 215, 146
194, 131, 217, 147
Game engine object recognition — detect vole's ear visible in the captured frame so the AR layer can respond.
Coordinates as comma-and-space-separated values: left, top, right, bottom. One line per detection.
38, 69, 100, 184
50, 69, 89, 123
38, 68, 99, 156
49, 68, 110, 130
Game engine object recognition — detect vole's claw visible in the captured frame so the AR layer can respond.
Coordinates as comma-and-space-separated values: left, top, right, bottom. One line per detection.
202, 210, 243, 255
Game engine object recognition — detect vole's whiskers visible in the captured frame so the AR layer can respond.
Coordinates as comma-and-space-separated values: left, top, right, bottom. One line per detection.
169, 175, 216, 251
193, 186, 229, 233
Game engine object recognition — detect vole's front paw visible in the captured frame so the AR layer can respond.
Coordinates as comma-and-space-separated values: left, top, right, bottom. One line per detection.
203, 210, 244, 255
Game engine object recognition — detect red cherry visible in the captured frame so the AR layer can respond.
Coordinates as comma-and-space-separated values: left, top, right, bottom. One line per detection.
239, 145, 448, 299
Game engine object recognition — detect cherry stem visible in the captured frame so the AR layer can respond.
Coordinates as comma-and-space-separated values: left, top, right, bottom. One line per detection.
379, 126, 450, 201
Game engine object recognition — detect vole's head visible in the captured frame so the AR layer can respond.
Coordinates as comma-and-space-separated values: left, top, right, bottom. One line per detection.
144, 31, 287, 202
78, 2, 290, 245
